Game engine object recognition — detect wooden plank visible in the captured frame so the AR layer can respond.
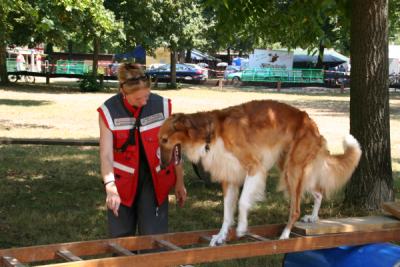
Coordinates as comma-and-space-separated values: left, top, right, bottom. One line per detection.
383, 202, 400, 220
56, 250, 83, 262
39, 228, 400, 267
199, 235, 212, 243
1, 257, 27, 267
0, 224, 284, 264
293, 215, 400, 236
108, 243, 135, 256
154, 239, 183, 251
0, 138, 98, 146
244, 233, 269, 241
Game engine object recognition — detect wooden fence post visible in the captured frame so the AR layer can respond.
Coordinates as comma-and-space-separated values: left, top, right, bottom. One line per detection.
277, 81, 281, 92
218, 79, 223, 89
46, 72, 50, 84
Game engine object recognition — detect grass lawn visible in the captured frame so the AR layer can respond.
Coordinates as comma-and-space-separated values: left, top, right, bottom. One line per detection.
0, 81, 399, 266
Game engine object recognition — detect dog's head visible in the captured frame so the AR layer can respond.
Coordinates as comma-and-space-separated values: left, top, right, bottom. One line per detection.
158, 113, 214, 168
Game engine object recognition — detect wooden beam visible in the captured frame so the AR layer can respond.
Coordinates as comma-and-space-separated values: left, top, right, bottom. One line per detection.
383, 202, 400, 220
293, 215, 400, 236
1, 256, 27, 267
154, 239, 183, 251
39, 228, 400, 267
0, 224, 283, 264
2, 218, 400, 267
244, 233, 269, 242
108, 243, 135, 256
199, 235, 212, 243
56, 250, 82, 262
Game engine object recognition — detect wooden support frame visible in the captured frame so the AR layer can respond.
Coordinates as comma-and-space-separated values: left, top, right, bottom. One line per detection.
1, 222, 399, 267
153, 239, 183, 251
108, 243, 135, 256
2, 257, 26, 267
56, 250, 82, 262
244, 233, 270, 242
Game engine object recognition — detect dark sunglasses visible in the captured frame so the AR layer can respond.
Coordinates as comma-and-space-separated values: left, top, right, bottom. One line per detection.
120, 74, 149, 87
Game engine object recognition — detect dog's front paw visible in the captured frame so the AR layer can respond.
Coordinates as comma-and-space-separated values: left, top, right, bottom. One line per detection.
236, 225, 247, 238
279, 228, 291, 240
301, 215, 319, 223
209, 232, 227, 247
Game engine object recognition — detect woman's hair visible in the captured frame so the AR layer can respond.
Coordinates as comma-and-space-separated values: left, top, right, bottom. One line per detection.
117, 63, 150, 94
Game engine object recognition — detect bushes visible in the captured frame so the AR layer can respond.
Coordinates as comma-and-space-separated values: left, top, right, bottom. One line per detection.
78, 74, 104, 92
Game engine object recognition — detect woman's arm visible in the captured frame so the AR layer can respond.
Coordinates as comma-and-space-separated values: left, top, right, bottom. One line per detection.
99, 115, 120, 216
174, 163, 187, 207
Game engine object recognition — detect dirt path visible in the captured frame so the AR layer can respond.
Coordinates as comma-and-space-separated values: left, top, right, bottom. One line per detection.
0, 85, 399, 159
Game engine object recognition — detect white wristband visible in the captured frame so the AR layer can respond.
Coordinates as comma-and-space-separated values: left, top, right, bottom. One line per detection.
103, 173, 115, 185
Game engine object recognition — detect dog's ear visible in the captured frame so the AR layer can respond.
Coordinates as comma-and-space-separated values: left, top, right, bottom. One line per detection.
173, 114, 193, 131
205, 118, 215, 140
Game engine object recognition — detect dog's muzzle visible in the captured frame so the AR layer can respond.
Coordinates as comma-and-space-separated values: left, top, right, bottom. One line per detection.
160, 144, 181, 169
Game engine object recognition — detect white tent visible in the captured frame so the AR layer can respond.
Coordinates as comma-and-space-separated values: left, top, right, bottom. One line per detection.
389, 45, 400, 74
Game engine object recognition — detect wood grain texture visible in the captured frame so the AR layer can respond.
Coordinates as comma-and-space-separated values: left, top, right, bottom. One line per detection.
293, 215, 400, 235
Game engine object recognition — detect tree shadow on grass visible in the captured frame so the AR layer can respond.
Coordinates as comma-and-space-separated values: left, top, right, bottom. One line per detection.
0, 99, 52, 106
393, 158, 400, 199
0, 145, 104, 248
0, 82, 117, 94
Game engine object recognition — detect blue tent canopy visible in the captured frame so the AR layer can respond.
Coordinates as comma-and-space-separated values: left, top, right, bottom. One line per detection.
293, 49, 349, 68
114, 45, 146, 60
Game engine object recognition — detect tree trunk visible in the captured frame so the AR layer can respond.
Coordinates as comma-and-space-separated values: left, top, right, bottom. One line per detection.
185, 49, 192, 63
92, 37, 100, 77
45, 43, 54, 73
345, 0, 394, 209
177, 50, 185, 63
316, 42, 324, 69
170, 50, 177, 88
0, 42, 8, 84
67, 40, 73, 60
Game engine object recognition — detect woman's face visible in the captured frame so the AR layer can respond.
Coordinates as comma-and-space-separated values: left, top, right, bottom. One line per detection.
124, 87, 150, 107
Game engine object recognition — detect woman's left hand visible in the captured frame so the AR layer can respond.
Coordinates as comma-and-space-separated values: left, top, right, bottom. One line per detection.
175, 182, 187, 207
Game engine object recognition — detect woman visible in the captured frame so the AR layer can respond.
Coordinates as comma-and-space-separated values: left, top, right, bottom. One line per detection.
98, 63, 186, 238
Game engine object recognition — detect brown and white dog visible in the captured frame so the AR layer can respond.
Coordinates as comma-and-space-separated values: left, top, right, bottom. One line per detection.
158, 100, 361, 246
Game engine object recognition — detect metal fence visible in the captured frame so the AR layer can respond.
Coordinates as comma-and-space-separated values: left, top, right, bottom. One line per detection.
241, 68, 324, 83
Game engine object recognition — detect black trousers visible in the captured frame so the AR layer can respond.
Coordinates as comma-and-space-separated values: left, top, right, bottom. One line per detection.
107, 173, 168, 237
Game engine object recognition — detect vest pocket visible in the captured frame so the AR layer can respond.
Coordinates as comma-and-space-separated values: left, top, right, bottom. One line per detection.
113, 162, 136, 205
154, 164, 176, 205
115, 132, 129, 149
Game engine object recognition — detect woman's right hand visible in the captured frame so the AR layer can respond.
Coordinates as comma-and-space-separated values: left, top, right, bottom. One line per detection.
105, 182, 120, 217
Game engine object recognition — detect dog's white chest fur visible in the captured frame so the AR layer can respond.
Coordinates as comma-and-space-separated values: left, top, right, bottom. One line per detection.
185, 138, 246, 184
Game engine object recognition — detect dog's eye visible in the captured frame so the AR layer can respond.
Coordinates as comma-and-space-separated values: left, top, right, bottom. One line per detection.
161, 138, 168, 144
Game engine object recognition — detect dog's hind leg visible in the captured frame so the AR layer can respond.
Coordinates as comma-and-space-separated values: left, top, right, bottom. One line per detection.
236, 171, 266, 238
301, 191, 323, 223
210, 182, 239, 246
279, 168, 304, 240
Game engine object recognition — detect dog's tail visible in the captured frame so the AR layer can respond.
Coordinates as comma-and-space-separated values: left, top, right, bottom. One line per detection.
319, 134, 362, 197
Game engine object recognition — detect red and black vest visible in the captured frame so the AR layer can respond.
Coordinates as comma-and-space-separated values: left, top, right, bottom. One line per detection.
98, 93, 176, 207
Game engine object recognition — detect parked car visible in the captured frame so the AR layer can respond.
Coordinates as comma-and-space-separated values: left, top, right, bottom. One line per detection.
145, 63, 207, 82
226, 69, 243, 85
148, 63, 165, 70
224, 65, 241, 80
324, 70, 350, 87
186, 63, 209, 79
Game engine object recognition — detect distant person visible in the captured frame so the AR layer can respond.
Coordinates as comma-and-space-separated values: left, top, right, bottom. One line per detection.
16, 52, 25, 71
337, 64, 346, 73
98, 63, 187, 239
36, 54, 42, 72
